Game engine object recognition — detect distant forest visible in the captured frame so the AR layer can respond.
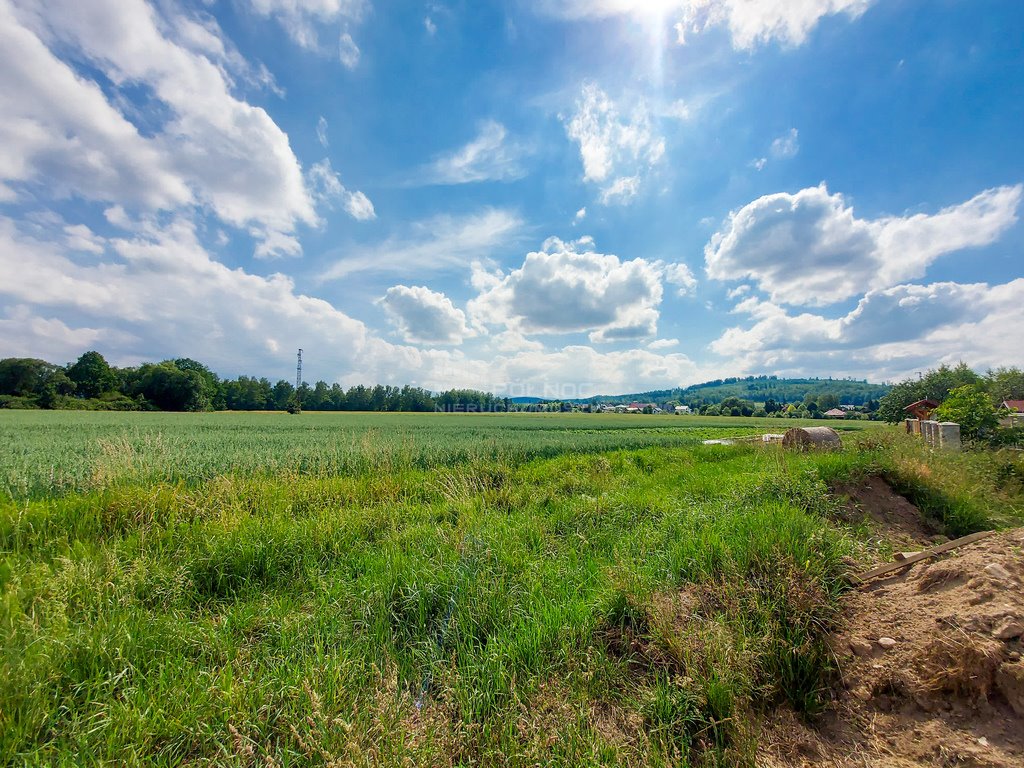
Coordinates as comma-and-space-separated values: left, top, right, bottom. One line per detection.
0, 353, 508, 413
580, 375, 892, 408
1, 353, 897, 415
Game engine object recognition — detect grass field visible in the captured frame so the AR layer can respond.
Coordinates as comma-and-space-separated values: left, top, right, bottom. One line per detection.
0, 411, 872, 502
1, 411, 1019, 766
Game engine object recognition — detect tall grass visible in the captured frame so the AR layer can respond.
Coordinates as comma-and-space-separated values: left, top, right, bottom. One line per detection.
0, 410, 873, 501
1, 416, 1017, 766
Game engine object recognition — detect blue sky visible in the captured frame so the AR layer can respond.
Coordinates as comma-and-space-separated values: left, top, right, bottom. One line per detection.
1, 0, 1022, 396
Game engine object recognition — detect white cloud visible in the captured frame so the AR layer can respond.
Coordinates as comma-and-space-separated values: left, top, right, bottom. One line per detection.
491, 330, 544, 353
494, 345, 703, 398
0, 211, 719, 396
647, 338, 679, 350
710, 279, 1024, 382
705, 183, 1022, 307
564, 83, 665, 205
378, 285, 472, 345
343, 190, 376, 222
338, 31, 360, 68
469, 236, 665, 343
2, 0, 337, 258
665, 262, 697, 296
675, 0, 873, 49
537, 1, 874, 50
424, 16, 437, 36
307, 159, 376, 222
660, 99, 692, 121
752, 128, 799, 171
574, 207, 587, 223
420, 121, 527, 185
317, 116, 329, 148
63, 224, 106, 254
321, 208, 523, 280
770, 128, 799, 159
0, 1, 190, 209
245, 0, 366, 55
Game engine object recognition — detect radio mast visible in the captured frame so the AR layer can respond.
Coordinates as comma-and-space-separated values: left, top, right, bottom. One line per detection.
295, 348, 303, 392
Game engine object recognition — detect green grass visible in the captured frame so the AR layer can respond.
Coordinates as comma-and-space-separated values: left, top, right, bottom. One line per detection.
0, 410, 872, 501
1, 412, 1016, 767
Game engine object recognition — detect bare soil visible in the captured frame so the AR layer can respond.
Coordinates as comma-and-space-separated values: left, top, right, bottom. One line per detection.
831, 475, 942, 544
760, 479, 1024, 767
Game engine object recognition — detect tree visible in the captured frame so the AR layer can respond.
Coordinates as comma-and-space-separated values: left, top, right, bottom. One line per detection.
818, 392, 840, 411
877, 363, 981, 423
0, 358, 63, 397
66, 351, 117, 398
986, 367, 1024, 404
172, 358, 219, 411
125, 361, 213, 411
934, 384, 998, 440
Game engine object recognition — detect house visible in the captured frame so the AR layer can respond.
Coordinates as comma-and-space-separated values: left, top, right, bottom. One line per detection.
674, 405, 691, 414
823, 408, 847, 418
904, 398, 940, 420
1003, 400, 1024, 427
625, 402, 660, 413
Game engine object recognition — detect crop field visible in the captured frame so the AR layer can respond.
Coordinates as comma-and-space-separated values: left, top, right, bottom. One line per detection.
1, 411, 1017, 767
0, 411, 872, 502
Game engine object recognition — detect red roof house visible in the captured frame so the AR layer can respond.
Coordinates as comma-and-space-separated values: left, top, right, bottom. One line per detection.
1003, 400, 1024, 413
903, 399, 940, 420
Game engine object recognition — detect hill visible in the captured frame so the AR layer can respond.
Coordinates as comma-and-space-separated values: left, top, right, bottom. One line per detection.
570, 375, 891, 407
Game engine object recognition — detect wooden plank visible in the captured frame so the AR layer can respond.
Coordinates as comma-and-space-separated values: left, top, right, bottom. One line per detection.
851, 530, 996, 585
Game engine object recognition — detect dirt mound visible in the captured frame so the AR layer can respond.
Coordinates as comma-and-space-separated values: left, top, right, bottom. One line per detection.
831, 475, 942, 543
760, 528, 1024, 767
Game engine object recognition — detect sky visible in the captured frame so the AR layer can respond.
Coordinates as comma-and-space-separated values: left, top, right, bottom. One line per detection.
1, 0, 1022, 397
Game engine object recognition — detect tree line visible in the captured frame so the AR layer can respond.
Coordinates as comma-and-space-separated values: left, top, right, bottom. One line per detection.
0, 352, 510, 413
876, 363, 1024, 440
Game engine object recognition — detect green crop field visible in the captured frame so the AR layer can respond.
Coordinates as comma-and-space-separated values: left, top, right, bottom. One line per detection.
1, 411, 1018, 767
0, 410, 873, 502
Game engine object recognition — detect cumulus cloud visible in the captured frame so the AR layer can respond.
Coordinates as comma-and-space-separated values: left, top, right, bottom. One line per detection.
378, 285, 472, 345
1, 0, 352, 257
469, 236, 666, 343
705, 183, 1022, 306
710, 279, 1024, 382
0, 211, 721, 395
537, 1, 874, 50
419, 121, 528, 185
665, 263, 697, 296
322, 208, 523, 279
0, 1, 190, 210
564, 83, 665, 204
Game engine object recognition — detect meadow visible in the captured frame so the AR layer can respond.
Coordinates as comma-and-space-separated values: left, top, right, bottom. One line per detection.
0, 410, 867, 502
1, 411, 1020, 767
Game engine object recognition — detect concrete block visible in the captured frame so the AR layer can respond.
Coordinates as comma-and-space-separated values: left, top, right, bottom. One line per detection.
939, 422, 961, 452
